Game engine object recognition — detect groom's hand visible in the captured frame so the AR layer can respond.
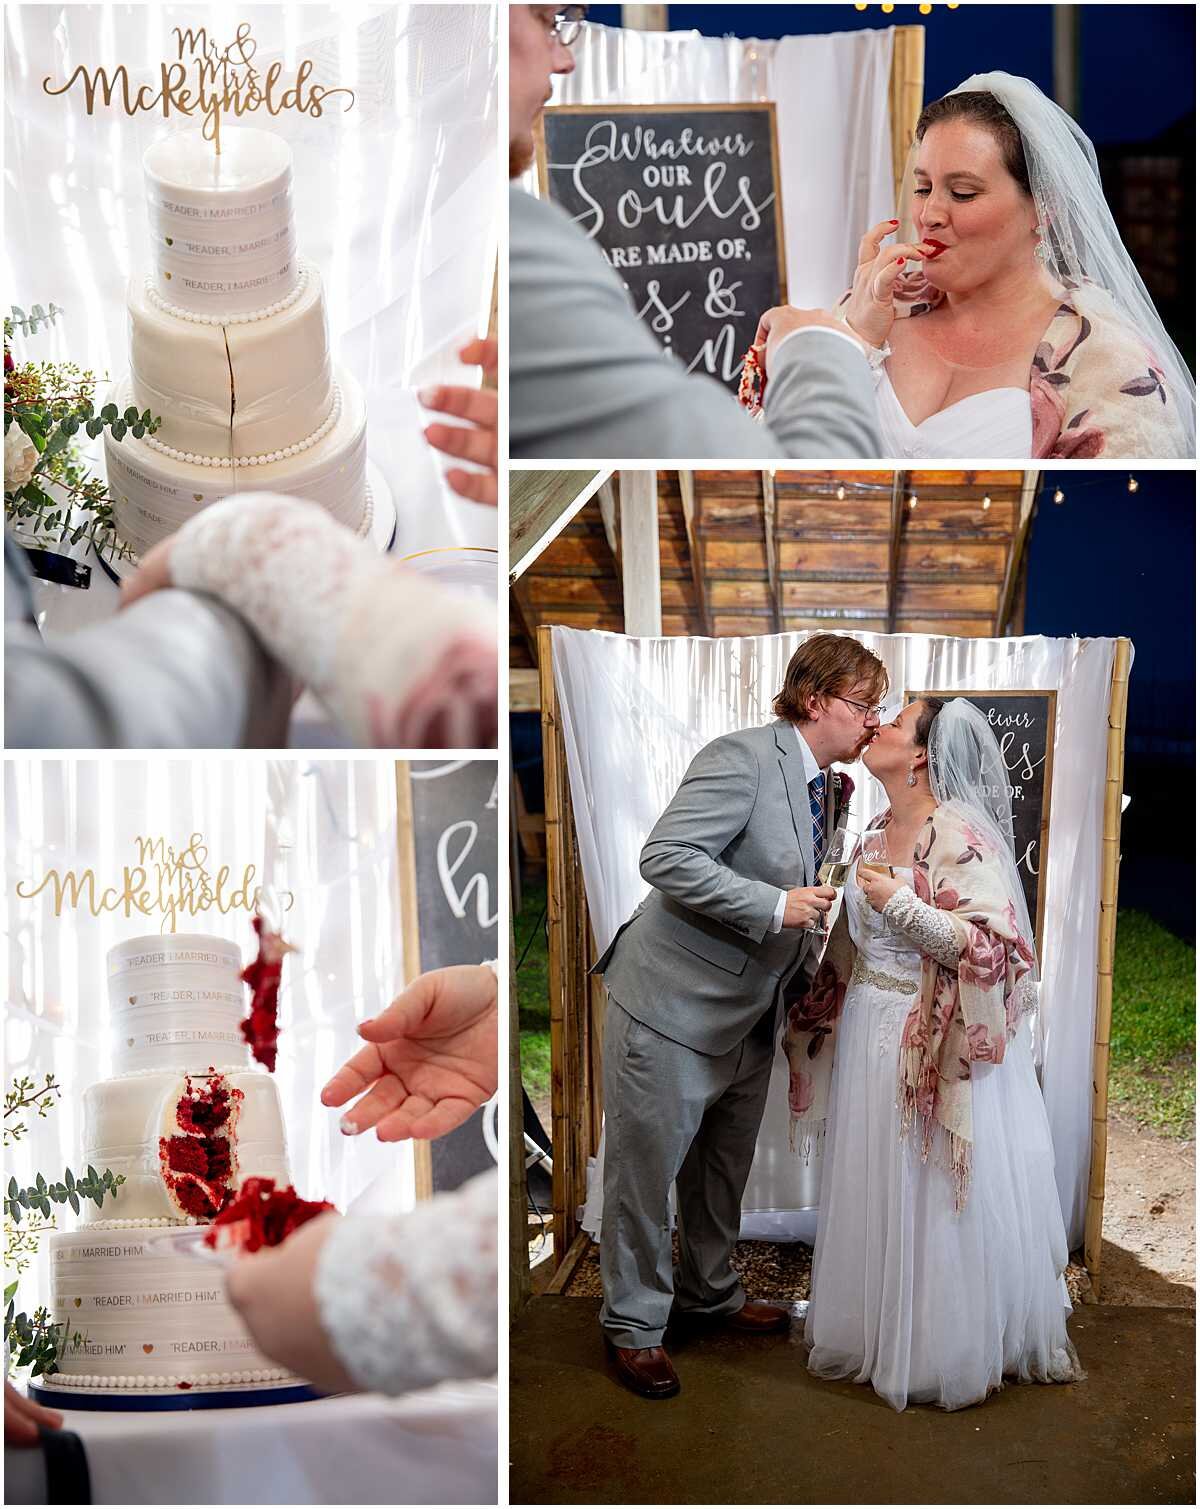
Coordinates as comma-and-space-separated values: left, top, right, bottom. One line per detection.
754, 308, 866, 372
782, 885, 837, 930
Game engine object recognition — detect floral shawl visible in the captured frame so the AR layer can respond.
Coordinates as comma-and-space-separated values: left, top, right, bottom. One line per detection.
782, 803, 1038, 1209
834, 282, 1191, 460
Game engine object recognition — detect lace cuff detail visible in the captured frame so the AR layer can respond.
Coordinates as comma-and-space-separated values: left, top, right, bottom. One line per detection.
881, 885, 960, 968
831, 295, 889, 373
314, 1169, 498, 1397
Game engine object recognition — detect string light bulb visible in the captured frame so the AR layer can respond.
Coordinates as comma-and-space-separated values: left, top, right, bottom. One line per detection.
854, 2, 868, 9
908, 493, 918, 510
982, 495, 991, 511
836, 484, 846, 501
1128, 475, 1139, 493
1053, 488, 1065, 504
919, 2, 933, 12
881, 3, 895, 11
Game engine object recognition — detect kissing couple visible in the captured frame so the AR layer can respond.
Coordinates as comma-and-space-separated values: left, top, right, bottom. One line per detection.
592, 633, 1084, 1411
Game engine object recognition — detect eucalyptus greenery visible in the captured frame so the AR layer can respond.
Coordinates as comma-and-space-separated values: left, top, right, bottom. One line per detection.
4, 1075, 124, 1379
5, 302, 162, 559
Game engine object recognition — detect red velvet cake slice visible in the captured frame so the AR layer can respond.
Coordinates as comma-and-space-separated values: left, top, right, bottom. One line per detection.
157, 1070, 244, 1220
204, 1177, 336, 1254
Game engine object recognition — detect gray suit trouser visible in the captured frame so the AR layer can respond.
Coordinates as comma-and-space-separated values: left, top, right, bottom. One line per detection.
599, 998, 777, 1349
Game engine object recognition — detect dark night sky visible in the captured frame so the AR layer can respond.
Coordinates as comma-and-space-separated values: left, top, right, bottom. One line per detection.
583, 5, 1195, 147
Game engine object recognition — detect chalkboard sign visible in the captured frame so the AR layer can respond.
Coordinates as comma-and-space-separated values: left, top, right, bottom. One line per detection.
905, 691, 1056, 954
401, 760, 499, 1193
537, 103, 787, 392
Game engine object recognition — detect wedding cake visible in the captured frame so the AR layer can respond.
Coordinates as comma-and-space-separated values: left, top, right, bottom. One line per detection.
36, 934, 310, 1404
104, 128, 370, 558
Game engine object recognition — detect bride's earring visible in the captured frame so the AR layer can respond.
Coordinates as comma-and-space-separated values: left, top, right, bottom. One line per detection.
1034, 224, 1050, 266
906, 766, 918, 788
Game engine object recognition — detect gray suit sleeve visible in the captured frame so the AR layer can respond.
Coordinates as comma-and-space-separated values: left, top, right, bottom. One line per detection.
5, 579, 291, 749
639, 735, 781, 942
510, 188, 878, 461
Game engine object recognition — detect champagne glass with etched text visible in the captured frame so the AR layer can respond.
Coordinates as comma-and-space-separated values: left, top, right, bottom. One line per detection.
859, 827, 894, 879
817, 827, 855, 889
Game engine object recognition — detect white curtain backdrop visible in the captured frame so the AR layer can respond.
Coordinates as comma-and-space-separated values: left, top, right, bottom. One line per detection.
5, 757, 411, 1326
4, 3, 498, 556
551, 20, 897, 308
552, 626, 1128, 1251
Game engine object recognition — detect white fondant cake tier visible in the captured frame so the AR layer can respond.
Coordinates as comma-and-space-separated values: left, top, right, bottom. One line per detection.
127, 259, 335, 460
108, 934, 248, 1075
45, 1226, 298, 1389
105, 367, 369, 555
144, 129, 298, 316
82, 1069, 289, 1223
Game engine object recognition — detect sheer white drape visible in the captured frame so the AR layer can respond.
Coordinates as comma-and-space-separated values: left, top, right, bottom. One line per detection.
4, 3, 498, 553
551, 21, 897, 308
552, 627, 1127, 1249
5, 758, 411, 1319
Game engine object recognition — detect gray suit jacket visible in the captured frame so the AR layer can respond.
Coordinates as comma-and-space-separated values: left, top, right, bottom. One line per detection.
4, 538, 291, 748
593, 720, 837, 1056
510, 187, 882, 461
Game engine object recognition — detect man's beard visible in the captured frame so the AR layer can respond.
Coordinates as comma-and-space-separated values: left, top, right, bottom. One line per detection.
510, 136, 535, 179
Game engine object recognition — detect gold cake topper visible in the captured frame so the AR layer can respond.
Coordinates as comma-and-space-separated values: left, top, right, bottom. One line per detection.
14, 832, 295, 935
43, 22, 356, 154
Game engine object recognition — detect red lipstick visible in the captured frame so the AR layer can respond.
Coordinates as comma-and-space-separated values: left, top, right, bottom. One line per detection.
922, 239, 949, 258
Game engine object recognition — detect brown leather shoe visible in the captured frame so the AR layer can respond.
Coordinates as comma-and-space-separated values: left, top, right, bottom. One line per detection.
606, 1342, 681, 1399
723, 1300, 791, 1333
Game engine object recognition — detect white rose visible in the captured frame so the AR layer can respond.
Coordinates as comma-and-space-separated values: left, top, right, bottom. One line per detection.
5, 426, 38, 491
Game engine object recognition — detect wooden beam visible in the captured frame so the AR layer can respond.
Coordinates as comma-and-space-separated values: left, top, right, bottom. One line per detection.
510, 580, 539, 666
544, 1231, 593, 1296
886, 471, 907, 633
889, 27, 927, 216
677, 470, 712, 637
1085, 638, 1132, 1292
510, 469, 609, 582
597, 477, 620, 561
394, 762, 433, 1201
995, 470, 1041, 634
509, 912, 532, 1319
510, 667, 541, 712
622, 4, 668, 29
618, 470, 662, 636
760, 471, 782, 634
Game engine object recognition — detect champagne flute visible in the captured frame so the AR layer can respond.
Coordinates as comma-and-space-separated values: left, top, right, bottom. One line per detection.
859, 827, 894, 879
817, 827, 855, 889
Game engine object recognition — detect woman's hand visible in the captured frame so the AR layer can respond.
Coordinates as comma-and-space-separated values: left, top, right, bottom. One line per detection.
224, 1212, 356, 1394
4, 1380, 63, 1446
321, 965, 498, 1141
857, 863, 906, 913
843, 220, 938, 349
119, 535, 175, 610
420, 338, 498, 506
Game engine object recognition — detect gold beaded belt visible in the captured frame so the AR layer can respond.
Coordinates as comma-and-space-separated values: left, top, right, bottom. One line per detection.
851, 956, 920, 996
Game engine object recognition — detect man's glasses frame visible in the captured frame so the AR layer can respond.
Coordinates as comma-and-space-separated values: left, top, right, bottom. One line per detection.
833, 695, 887, 721
552, 6, 587, 47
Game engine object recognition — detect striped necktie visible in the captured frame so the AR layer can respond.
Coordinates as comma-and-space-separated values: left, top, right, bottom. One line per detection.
809, 771, 827, 870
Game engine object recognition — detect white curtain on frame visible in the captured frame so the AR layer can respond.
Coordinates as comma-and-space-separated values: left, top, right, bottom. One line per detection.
552, 626, 1126, 1250
551, 20, 897, 308
4, 757, 410, 1320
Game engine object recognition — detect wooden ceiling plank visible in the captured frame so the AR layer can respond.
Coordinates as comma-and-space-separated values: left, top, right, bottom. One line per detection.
886, 471, 907, 633
995, 470, 1042, 634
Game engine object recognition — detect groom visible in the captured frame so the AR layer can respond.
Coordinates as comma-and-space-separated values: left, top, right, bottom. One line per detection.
592, 634, 889, 1398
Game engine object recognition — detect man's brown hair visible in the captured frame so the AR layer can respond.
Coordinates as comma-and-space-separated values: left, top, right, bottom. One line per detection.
773, 634, 889, 724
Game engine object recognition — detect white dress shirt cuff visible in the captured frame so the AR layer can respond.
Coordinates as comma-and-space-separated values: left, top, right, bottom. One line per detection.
770, 888, 788, 934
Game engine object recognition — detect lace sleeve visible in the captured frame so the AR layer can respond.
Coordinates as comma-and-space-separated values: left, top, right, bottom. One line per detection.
169, 493, 496, 747
881, 885, 961, 968
313, 1168, 497, 1396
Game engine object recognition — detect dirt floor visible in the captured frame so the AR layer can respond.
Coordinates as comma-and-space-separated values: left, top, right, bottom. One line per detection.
509, 1296, 1194, 1505
529, 1097, 1195, 1306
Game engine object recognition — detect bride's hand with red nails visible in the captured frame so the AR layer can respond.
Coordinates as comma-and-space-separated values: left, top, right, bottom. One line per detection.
843, 219, 938, 350
420, 338, 498, 507
320, 965, 498, 1142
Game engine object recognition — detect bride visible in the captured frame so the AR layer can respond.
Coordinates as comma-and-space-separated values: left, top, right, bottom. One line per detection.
836, 72, 1194, 459
784, 696, 1084, 1411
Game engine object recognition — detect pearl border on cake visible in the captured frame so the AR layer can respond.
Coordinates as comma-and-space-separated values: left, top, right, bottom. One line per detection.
37, 1368, 294, 1389
142, 387, 342, 469
145, 262, 310, 326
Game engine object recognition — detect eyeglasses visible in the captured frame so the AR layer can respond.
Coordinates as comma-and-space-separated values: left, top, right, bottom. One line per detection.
551, 6, 586, 46
833, 695, 887, 721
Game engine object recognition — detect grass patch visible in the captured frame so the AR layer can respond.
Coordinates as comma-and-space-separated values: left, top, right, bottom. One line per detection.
1109, 910, 1195, 1138
516, 872, 551, 1100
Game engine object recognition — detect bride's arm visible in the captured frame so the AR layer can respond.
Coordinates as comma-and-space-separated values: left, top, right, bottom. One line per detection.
123, 494, 496, 747
880, 886, 961, 969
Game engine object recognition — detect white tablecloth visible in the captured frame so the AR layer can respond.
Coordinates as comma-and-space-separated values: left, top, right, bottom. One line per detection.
8, 1381, 497, 1505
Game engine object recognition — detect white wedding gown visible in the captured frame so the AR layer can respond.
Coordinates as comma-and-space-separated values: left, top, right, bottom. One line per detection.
805, 866, 1082, 1411
873, 364, 1033, 459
